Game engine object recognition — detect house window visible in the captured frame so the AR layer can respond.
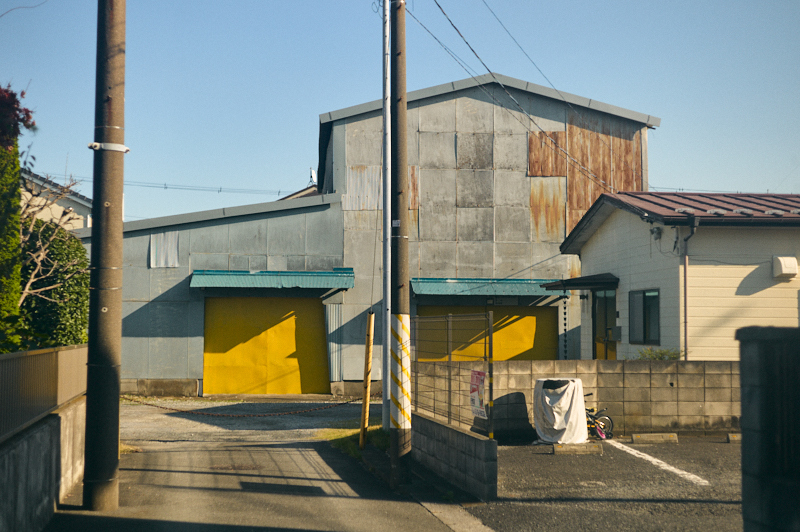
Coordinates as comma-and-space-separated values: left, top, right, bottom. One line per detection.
629, 289, 659, 344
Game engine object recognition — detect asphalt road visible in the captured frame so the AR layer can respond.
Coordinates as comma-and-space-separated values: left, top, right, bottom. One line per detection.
467, 436, 742, 531
46, 399, 455, 532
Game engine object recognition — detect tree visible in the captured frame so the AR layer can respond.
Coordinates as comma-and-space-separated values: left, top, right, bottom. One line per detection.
0, 84, 34, 319
0, 83, 89, 352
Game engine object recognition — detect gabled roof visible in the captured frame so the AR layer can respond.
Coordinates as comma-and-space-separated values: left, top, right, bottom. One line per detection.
317, 73, 661, 193
561, 192, 800, 254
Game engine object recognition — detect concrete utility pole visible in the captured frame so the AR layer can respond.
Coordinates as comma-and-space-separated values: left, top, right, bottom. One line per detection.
389, 0, 411, 488
84, 0, 127, 511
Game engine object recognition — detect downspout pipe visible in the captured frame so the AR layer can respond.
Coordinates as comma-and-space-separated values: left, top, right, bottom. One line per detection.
682, 215, 699, 361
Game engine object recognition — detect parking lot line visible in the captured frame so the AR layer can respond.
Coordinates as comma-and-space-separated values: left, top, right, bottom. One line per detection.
605, 439, 710, 486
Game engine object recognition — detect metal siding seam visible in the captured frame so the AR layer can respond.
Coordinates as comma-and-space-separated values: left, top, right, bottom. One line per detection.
326, 304, 343, 382
390, 314, 412, 429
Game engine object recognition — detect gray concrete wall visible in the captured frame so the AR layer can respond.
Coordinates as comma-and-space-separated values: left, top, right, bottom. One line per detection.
492, 360, 740, 434
0, 396, 85, 532
412, 412, 497, 501
120, 201, 343, 384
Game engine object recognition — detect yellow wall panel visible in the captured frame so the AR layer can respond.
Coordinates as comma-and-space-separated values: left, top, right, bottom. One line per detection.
204, 297, 329, 394
416, 306, 558, 361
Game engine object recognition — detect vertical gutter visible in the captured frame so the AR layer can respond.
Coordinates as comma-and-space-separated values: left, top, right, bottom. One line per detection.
682, 215, 698, 361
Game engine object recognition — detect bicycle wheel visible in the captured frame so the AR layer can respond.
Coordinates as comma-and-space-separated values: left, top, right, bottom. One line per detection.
596, 416, 613, 438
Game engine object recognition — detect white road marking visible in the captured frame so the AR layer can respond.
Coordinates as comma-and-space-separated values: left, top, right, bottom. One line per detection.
605, 439, 710, 486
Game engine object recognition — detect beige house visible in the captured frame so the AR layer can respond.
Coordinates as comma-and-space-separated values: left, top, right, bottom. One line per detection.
546, 192, 800, 361
21, 169, 92, 230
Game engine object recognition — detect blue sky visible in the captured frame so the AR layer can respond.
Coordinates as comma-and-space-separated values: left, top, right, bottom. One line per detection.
3, 1, 798, 221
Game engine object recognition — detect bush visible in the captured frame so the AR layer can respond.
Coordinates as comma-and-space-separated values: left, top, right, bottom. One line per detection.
21, 220, 89, 347
635, 347, 682, 360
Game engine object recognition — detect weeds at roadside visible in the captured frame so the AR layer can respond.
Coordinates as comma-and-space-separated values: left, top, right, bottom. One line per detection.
317, 416, 389, 460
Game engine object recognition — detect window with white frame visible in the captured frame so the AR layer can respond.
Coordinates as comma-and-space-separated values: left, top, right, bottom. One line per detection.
629, 289, 659, 344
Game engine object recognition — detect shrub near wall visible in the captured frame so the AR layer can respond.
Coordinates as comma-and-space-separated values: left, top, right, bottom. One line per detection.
492, 360, 740, 435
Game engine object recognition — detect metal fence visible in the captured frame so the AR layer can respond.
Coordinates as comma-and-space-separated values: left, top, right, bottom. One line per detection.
411, 312, 494, 438
0, 344, 87, 444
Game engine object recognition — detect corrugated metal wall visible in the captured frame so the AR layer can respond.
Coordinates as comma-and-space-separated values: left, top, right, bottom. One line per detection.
325, 303, 343, 381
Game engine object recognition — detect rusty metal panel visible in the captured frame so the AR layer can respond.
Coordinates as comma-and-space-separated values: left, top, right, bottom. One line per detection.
528, 131, 567, 177
530, 176, 566, 242
408, 165, 419, 210
342, 165, 382, 211
611, 120, 642, 193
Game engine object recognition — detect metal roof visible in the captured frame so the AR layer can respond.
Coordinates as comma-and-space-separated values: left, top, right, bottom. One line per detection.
190, 268, 354, 289
317, 73, 661, 194
411, 278, 564, 297
21, 169, 93, 208
74, 192, 340, 240
561, 192, 800, 254
542, 274, 619, 291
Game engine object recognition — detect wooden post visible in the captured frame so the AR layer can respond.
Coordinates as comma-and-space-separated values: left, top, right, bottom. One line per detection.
360, 312, 375, 450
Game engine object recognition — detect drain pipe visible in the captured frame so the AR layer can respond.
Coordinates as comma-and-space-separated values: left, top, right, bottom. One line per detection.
683, 215, 699, 361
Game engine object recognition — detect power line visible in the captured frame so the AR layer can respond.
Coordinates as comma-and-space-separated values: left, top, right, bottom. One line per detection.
410, 2, 613, 193
478, 0, 642, 183
38, 172, 288, 196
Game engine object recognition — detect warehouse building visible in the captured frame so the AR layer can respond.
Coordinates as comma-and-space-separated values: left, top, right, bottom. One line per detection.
77, 73, 660, 395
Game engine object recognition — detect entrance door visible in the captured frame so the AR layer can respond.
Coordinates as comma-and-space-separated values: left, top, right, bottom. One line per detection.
203, 297, 330, 394
592, 290, 617, 360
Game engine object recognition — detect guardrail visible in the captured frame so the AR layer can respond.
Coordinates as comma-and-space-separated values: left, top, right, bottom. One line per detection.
0, 344, 87, 445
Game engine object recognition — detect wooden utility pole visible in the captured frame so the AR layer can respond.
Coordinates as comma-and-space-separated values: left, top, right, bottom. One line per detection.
390, 0, 411, 488
83, 0, 126, 511
359, 312, 375, 450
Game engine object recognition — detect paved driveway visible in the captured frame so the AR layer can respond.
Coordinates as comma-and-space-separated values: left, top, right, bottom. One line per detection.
468, 436, 742, 531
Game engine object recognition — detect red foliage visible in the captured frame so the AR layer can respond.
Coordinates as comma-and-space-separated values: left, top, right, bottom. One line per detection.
0, 84, 36, 148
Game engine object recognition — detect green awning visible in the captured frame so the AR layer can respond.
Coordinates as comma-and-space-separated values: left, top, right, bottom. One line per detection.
410, 278, 564, 297
190, 268, 354, 289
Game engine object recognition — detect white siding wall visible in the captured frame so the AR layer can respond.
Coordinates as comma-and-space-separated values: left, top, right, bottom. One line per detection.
578, 209, 682, 359
685, 226, 800, 360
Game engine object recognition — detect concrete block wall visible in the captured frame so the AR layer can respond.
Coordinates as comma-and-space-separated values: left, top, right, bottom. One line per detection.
492, 360, 740, 434
0, 396, 85, 532
412, 412, 497, 501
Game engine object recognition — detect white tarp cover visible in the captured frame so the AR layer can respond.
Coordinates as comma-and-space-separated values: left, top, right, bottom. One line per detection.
533, 378, 588, 444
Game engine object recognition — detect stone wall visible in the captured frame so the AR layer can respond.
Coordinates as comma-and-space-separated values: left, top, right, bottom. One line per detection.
493, 360, 740, 435
412, 412, 497, 501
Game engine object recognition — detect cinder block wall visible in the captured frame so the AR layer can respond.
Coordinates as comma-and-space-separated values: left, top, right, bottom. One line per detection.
493, 360, 740, 434
412, 412, 497, 501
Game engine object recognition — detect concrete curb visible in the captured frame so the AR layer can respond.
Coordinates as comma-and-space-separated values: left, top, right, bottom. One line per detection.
553, 442, 603, 455
631, 433, 679, 444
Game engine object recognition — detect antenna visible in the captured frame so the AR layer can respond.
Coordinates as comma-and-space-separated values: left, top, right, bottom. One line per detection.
309, 167, 317, 186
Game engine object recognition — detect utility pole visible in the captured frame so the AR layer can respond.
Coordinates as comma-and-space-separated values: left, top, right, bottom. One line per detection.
83, 0, 127, 511
381, 0, 392, 432
389, 0, 411, 488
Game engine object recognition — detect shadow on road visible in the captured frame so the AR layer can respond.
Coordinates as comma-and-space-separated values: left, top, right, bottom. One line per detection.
45, 514, 327, 532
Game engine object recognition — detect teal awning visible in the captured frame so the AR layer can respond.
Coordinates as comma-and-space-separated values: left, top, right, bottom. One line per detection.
411, 278, 564, 297
190, 268, 354, 289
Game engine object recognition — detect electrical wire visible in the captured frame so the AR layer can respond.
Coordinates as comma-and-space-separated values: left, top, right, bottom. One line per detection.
409, 3, 614, 194
478, 0, 644, 184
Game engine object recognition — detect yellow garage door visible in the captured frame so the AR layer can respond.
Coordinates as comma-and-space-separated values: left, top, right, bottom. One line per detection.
203, 297, 329, 394
416, 305, 558, 361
